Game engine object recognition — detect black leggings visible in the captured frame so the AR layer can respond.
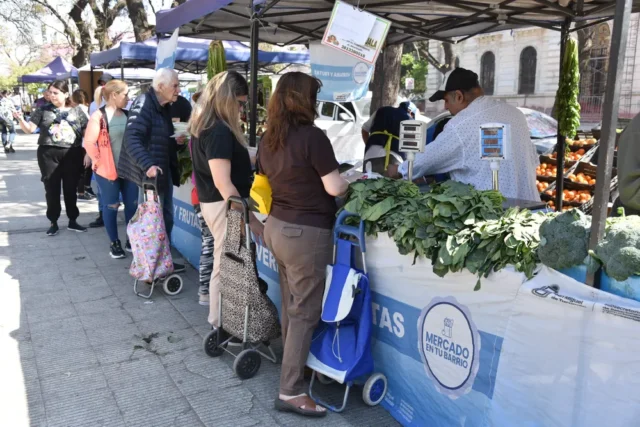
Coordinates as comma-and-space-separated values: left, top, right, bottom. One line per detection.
77, 148, 93, 193
37, 145, 83, 223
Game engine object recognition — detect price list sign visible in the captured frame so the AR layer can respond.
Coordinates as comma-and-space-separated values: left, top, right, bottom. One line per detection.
322, 1, 391, 65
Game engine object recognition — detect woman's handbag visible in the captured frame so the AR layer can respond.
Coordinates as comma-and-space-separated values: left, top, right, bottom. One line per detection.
249, 147, 272, 214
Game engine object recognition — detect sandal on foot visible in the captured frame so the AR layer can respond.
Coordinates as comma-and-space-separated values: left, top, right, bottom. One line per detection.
274, 395, 327, 417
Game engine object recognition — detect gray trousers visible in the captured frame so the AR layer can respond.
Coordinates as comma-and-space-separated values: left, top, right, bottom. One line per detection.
264, 216, 333, 396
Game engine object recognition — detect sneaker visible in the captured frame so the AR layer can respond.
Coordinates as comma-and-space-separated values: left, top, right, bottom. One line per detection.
199, 294, 210, 306
9, 146, 15, 153
89, 214, 104, 228
125, 240, 132, 252
46, 222, 59, 236
109, 240, 126, 259
173, 263, 186, 273
67, 221, 87, 233
3, 146, 9, 153
77, 193, 95, 201
85, 186, 96, 197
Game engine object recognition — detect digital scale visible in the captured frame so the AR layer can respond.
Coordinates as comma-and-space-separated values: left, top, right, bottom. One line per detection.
479, 123, 510, 192
398, 120, 427, 181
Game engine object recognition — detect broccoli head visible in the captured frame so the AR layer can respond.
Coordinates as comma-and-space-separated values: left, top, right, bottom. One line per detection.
594, 216, 640, 282
538, 209, 591, 270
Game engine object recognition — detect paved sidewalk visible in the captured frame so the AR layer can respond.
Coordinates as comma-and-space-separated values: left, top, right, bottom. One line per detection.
0, 133, 398, 427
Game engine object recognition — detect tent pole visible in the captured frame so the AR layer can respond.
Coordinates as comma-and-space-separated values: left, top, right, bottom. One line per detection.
121, 62, 125, 81
555, 19, 571, 211
249, 1, 260, 148
586, 0, 633, 287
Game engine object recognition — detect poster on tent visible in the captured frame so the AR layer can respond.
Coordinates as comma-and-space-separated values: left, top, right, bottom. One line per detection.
311, 42, 373, 103
156, 29, 179, 70
321, 0, 391, 65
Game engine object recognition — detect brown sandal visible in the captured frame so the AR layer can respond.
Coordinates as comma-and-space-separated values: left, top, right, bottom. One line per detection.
274, 395, 327, 417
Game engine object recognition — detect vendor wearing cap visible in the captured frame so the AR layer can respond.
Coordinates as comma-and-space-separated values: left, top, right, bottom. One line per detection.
361, 101, 415, 166
387, 68, 540, 202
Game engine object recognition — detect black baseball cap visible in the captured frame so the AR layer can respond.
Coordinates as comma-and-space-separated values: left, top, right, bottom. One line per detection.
98, 73, 114, 84
429, 68, 480, 102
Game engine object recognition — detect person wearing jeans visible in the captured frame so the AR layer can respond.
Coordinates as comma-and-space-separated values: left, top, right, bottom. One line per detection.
84, 79, 137, 258
15, 80, 89, 236
259, 73, 349, 417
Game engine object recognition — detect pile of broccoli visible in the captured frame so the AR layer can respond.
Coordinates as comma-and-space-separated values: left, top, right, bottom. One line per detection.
589, 215, 640, 282
538, 209, 592, 270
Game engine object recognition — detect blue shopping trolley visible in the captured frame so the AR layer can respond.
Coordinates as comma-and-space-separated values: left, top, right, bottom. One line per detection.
306, 210, 388, 412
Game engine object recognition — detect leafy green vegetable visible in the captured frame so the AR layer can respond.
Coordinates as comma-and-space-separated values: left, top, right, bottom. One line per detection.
538, 209, 591, 270
178, 145, 193, 185
556, 37, 581, 139
340, 179, 549, 289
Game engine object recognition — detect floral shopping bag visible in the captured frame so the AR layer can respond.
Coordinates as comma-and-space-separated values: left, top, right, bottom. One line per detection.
127, 192, 173, 282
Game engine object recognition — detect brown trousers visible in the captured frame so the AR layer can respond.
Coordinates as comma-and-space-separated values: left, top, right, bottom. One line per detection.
264, 216, 333, 396
200, 200, 227, 327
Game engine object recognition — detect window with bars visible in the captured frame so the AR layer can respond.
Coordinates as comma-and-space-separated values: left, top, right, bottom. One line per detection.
480, 51, 495, 95
518, 46, 537, 95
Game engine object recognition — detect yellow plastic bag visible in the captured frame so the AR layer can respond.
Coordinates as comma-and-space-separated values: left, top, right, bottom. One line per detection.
250, 173, 272, 214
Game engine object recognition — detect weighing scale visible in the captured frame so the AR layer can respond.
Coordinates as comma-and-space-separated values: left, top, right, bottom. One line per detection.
398, 120, 427, 181
479, 123, 509, 192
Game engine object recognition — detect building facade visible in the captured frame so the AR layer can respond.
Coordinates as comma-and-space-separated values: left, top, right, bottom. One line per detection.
423, 15, 640, 126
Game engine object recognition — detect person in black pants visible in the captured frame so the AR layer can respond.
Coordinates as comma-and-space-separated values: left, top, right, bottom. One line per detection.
14, 80, 89, 236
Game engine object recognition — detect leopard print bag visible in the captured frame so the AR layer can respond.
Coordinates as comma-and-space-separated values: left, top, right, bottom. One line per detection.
219, 209, 281, 342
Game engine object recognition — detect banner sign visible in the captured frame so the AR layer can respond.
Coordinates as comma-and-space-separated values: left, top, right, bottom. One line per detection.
156, 29, 179, 70
310, 42, 373, 102
322, 0, 391, 65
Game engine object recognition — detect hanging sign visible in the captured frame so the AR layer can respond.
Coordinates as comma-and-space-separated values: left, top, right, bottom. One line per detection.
322, 0, 391, 65
405, 77, 415, 90
311, 42, 374, 102
156, 29, 179, 70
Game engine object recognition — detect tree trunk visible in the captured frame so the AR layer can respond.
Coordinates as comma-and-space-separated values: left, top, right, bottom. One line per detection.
69, 0, 91, 68
90, 0, 127, 51
577, 25, 596, 87
415, 40, 454, 75
370, 44, 403, 113
126, 0, 154, 41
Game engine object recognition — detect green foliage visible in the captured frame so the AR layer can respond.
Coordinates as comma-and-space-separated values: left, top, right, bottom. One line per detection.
589, 215, 640, 281
0, 62, 48, 96
538, 209, 591, 270
178, 139, 193, 185
338, 179, 552, 290
207, 41, 227, 81
556, 38, 581, 139
400, 53, 428, 95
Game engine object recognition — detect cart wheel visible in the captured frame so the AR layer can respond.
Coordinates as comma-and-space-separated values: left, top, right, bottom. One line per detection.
203, 329, 224, 357
316, 372, 335, 385
362, 373, 387, 406
233, 349, 261, 380
162, 274, 183, 296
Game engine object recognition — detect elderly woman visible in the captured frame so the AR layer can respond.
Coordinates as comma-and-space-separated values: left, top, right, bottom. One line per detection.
117, 68, 186, 272
260, 72, 349, 417
15, 80, 89, 236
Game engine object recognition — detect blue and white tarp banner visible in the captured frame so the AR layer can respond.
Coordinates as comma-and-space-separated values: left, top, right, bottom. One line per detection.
156, 29, 180, 70
310, 41, 373, 103
171, 183, 201, 268
253, 232, 640, 427
364, 235, 640, 427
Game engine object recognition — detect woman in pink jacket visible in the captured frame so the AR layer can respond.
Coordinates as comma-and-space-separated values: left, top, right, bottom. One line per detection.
84, 80, 137, 259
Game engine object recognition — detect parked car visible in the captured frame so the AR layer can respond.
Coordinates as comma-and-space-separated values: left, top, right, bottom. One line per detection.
427, 107, 559, 155
315, 92, 429, 162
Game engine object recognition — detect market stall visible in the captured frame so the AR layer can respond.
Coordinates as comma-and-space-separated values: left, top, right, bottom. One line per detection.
20, 56, 78, 84
155, 1, 640, 426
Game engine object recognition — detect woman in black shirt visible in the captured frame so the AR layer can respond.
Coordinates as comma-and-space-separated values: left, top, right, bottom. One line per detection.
189, 71, 262, 332
15, 80, 88, 236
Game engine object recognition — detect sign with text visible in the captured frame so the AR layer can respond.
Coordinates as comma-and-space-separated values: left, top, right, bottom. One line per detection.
311, 42, 373, 102
321, 0, 391, 65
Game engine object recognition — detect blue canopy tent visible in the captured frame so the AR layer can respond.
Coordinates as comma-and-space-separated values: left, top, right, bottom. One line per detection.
21, 57, 79, 83
89, 37, 309, 73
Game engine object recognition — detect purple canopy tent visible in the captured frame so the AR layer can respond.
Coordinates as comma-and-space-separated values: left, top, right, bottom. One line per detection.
21, 57, 79, 84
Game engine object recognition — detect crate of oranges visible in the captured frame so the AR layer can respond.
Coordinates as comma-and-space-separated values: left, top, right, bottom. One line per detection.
542, 188, 592, 206
536, 161, 569, 182
565, 137, 597, 152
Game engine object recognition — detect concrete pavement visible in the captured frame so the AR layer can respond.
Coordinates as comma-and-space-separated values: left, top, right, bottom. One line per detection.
0, 132, 398, 427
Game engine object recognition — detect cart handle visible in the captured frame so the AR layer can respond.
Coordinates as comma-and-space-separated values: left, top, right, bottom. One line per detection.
142, 175, 160, 202
227, 196, 252, 250
334, 210, 366, 253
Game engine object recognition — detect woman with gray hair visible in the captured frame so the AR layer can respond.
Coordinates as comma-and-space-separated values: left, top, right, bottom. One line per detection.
117, 68, 186, 271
